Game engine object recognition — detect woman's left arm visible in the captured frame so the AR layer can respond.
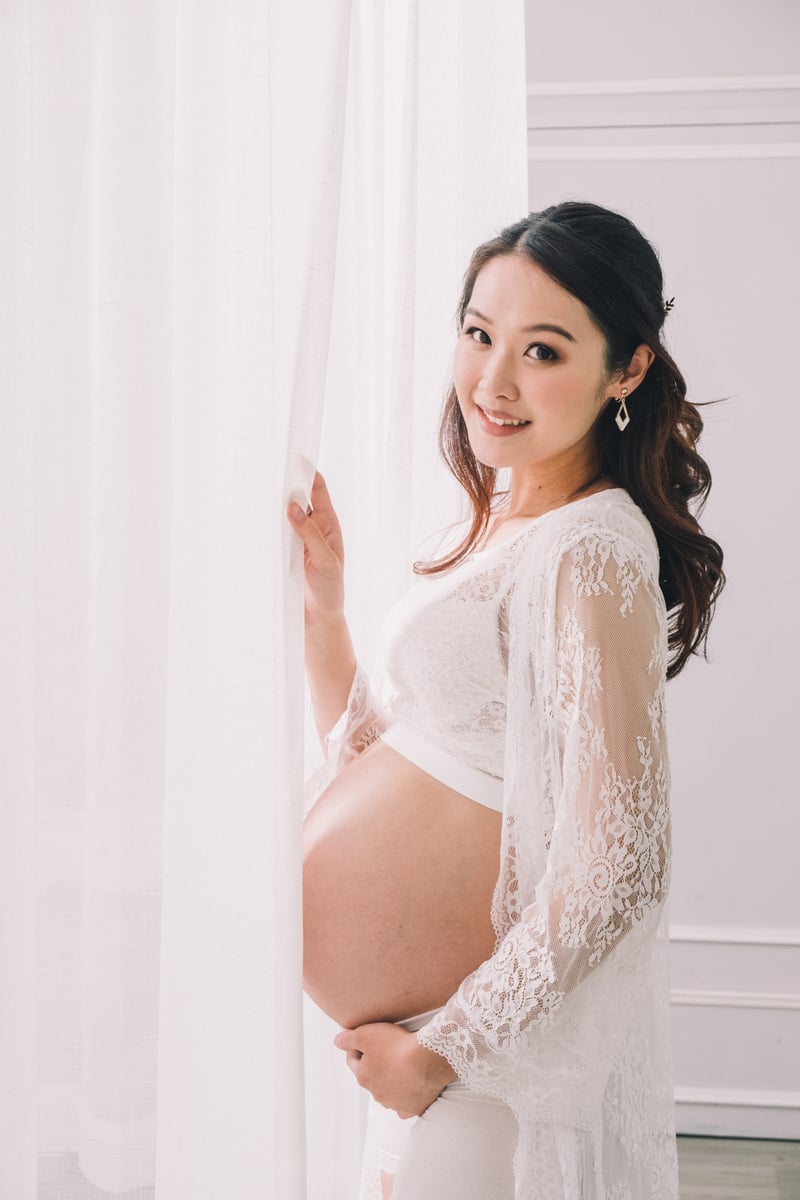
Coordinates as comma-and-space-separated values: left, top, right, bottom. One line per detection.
415, 530, 671, 1083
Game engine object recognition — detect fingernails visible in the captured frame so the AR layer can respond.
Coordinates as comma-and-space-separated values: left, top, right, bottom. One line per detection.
288, 502, 304, 521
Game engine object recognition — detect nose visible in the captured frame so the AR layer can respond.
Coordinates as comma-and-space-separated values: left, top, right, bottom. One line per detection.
479, 346, 520, 404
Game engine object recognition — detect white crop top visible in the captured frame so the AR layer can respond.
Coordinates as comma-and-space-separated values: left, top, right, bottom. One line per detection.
374, 520, 541, 812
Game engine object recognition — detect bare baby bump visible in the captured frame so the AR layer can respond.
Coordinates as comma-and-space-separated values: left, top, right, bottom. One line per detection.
302, 738, 502, 1029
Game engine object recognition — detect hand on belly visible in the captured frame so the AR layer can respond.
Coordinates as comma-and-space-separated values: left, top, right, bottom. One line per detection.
303, 739, 502, 1029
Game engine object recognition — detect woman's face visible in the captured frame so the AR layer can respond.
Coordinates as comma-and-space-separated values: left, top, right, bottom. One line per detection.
453, 253, 614, 473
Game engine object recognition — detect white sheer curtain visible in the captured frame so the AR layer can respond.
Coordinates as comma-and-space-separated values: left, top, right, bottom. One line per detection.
0, 2, 526, 1197
304, 4, 528, 1195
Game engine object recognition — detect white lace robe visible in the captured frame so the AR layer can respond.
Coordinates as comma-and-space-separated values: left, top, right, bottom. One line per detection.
311, 490, 679, 1200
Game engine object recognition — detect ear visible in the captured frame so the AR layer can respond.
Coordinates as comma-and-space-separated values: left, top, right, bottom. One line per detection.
606, 343, 656, 400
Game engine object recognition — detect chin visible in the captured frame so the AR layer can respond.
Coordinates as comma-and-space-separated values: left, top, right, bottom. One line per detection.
468, 436, 523, 471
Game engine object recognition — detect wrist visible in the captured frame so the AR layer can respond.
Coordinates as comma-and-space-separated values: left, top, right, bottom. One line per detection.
304, 604, 347, 630
412, 1035, 458, 1089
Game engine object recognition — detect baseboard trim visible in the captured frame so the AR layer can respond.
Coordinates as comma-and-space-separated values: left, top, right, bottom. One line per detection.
675, 1088, 800, 1140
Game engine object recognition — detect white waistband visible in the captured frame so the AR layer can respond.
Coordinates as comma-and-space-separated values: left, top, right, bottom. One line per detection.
395, 1006, 443, 1033
380, 722, 504, 813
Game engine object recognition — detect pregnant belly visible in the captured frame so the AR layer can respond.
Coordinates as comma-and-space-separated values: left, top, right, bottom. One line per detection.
303, 737, 502, 1030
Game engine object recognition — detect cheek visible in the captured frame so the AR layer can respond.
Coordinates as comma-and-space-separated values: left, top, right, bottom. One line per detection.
452, 345, 472, 397
450, 348, 470, 388
531, 367, 601, 413
523, 372, 577, 417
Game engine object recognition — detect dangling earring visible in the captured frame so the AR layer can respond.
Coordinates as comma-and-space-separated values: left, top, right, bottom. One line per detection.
615, 387, 630, 432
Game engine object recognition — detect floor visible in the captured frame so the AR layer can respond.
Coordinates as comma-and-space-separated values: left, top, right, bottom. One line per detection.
37, 1137, 800, 1198
677, 1137, 800, 1200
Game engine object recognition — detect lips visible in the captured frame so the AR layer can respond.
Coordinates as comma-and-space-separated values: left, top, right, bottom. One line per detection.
476, 405, 531, 436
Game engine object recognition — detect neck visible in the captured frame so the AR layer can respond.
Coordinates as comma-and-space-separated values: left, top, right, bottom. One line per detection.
504, 454, 608, 520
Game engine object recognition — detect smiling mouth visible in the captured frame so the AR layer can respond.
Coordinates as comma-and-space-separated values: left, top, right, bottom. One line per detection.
477, 405, 530, 428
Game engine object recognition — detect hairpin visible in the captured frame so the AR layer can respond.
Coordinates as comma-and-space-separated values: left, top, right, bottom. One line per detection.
663, 296, 675, 316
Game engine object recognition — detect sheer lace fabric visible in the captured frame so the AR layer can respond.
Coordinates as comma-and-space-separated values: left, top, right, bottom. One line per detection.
309, 490, 679, 1199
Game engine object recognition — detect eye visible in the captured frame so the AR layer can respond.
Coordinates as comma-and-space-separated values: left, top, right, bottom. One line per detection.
526, 343, 558, 362
464, 325, 491, 345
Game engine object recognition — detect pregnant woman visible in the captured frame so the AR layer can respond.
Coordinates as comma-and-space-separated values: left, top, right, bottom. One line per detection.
289, 201, 724, 1200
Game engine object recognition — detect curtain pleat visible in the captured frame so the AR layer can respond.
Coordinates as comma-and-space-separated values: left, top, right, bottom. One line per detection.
303, 3, 529, 1196
0, 0, 38, 1190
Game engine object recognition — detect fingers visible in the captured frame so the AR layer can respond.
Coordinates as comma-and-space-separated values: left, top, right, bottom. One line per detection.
302, 472, 332, 520
286, 503, 334, 558
333, 1029, 359, 1052
335, 1029, 365, 1081
308, 472, 342, 532
286, 500, 311, 529
286, 471, 328, 529
310, 471, 329, 501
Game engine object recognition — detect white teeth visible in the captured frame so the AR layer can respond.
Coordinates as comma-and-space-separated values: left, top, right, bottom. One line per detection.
481, 408, 529, 427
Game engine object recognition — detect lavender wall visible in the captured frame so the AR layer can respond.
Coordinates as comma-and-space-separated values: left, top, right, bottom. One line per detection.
524, 0, 800, 1137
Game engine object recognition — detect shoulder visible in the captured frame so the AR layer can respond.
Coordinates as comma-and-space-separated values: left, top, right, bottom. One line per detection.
505, 489, 663, 631
529, 488, 659, 582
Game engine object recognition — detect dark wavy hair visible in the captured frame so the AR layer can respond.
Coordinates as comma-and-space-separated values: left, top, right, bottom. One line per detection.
416, 200, 724, 679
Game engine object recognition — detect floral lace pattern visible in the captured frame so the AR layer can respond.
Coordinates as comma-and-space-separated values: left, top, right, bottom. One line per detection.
303, 664, 389, 816
328, 663, 387, 764
309, 491, 680, 1199
372, 536, 531, 778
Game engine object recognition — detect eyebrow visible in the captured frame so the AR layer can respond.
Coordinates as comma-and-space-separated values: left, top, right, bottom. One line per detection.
464, 307, 576, 343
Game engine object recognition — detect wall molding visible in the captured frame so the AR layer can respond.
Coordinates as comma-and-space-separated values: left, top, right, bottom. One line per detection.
527, 74, 800, 97
527, 73, 800, 162
527, 143, 800, 161
671, 988, 800, 1011
670, 925, 800, 946
669, 927, 800, 1010
669, 927, 799, 1138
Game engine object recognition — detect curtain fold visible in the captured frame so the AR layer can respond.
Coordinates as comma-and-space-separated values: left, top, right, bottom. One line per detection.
155, 3, 354, 1196
304, 2, 528, 1196
0, 2, 527, 1197
316, 0, 529, 658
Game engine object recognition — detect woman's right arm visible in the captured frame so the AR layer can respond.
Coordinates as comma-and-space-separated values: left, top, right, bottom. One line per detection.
302, 609, 357, 746
287, 471, 373, 751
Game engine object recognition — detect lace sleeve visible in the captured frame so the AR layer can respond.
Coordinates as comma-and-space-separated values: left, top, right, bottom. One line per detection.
417, 529, 671, 1085
323, 661, 387, 771
304, 661, 388, 815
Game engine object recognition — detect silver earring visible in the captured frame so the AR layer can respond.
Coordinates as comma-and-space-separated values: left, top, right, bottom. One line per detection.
615, 387, 630, 432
